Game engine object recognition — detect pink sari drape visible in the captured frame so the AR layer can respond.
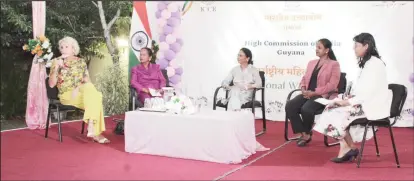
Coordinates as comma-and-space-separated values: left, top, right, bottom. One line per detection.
25, 1, 49, 129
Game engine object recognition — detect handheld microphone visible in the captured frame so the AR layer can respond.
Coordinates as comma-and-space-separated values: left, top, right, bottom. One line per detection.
343, 81, 353, 99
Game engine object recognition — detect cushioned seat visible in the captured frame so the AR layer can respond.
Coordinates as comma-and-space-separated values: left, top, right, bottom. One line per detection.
48, 100, 79, 111
216, 100, 262, 108
349, 118, 390, 127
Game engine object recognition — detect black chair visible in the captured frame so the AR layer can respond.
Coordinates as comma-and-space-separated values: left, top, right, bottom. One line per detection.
44, 77, 86, 142
284, 72, 347, 147
213, 71, 266, 137
353, 84, 406, 168
129, 69, 170, 111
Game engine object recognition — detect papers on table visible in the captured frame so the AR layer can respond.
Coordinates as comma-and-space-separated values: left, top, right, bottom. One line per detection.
149, 88, 162, 97
314, 98, 335, 105
138, 107, 167, 112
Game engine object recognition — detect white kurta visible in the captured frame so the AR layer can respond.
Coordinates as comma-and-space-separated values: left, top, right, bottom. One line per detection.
221, 65, 268, 151
221, 65, 262, 111
313, 57, 393, 142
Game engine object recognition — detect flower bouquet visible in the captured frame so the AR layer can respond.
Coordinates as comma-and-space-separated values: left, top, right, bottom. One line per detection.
165, 95, 197, 115
23, 35, 54, 67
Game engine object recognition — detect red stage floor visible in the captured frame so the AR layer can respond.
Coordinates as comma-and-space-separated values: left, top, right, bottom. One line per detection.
1, 116, 413, 180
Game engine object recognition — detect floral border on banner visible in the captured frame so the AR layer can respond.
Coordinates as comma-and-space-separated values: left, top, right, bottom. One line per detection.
155, 1, 184, 88
394, 37, 414, 127
409, 37, 414, 116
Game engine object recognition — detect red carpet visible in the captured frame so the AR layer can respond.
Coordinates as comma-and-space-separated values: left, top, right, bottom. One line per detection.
0, 117, 283, 180
224, 125, 414, 180
1, 116, 413, 180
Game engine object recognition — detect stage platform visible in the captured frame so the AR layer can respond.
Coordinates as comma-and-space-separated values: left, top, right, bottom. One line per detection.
1, 115, 413, 180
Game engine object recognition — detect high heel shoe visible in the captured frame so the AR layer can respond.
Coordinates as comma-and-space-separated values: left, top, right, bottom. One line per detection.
330, 149, 359, 163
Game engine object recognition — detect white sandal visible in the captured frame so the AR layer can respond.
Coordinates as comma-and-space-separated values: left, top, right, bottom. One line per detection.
93, 136, 110, 144
87, 132, 94, 138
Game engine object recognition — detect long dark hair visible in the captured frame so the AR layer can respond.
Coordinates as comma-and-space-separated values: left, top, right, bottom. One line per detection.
240, 47, 253, 65
318, 38, 337, 61
353, 33, 381, 68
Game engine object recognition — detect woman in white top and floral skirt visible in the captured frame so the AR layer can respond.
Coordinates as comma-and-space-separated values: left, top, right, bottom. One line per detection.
313, 33, 392, 163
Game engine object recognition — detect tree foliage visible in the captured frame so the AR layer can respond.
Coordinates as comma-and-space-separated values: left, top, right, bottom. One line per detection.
0, 1, 132, 120
1, 1, 132, 63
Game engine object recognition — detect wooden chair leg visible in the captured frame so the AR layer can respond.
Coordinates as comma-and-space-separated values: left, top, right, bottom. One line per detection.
372, 126, 380, 157
56, 106, 63, 142
255, 105, 267, 137
256, 115, 265, 137
284, 116, 301, 141
388, 126, 400, 168
256, 105, 266, 137
81, 121, 85, 134
251, 106, 263, 137
357, 125, 369, 168
324, 135, 340, 147
45, 105, 52, 138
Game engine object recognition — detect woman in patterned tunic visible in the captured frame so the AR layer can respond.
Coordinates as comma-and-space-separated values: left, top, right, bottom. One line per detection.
221, 48, 262, 111
221, 48, 269, 152
313, 33, 392, 163
49, 36, 109, 144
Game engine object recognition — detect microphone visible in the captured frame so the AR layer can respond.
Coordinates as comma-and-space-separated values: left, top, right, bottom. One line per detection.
343, 81, 353, 99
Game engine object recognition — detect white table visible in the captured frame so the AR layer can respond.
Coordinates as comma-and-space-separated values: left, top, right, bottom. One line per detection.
124, 110, 257, 164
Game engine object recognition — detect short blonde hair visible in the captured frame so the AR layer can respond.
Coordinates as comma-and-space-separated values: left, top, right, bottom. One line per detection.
58, 36, 80, 55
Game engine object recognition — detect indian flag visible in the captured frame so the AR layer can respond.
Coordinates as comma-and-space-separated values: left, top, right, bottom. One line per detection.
128, 1, 153, 78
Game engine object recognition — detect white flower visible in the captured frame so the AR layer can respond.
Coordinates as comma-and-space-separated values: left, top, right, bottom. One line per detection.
44, 52, 54, 60
47, 48, 51, 53
45, 61, 52, 68
42, 41, 50, 49
165, 95, 196, 115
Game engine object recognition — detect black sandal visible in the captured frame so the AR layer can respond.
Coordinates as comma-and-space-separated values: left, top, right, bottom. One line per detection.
296, 135, 304, 143
297, 136, 312, 147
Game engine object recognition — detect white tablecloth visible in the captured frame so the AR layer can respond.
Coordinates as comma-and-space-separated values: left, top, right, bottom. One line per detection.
124, 110, 257, 164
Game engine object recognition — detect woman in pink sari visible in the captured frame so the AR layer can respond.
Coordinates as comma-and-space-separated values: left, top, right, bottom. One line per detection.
130, 47, 166, 105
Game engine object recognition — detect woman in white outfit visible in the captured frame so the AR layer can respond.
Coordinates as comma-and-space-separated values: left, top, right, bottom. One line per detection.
313, 33, 392, 163
222, 48, 262, 111
221, 48, 269, 152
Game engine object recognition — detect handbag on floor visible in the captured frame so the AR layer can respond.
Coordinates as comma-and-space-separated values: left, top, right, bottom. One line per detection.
114, 120, 124, 135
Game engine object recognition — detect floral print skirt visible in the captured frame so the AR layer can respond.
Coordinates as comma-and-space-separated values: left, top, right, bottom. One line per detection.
313, 105, 375, 143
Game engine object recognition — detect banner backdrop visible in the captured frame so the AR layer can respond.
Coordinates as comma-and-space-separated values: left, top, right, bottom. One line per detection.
143, 1, 413, 127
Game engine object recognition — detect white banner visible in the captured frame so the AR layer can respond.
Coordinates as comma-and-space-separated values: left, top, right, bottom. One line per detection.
146, 1, 413, 127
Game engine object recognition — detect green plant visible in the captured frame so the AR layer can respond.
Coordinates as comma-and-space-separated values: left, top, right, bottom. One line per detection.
0, 1, 132, 119
94, 63, 129, 116
0, 48, 31, 120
